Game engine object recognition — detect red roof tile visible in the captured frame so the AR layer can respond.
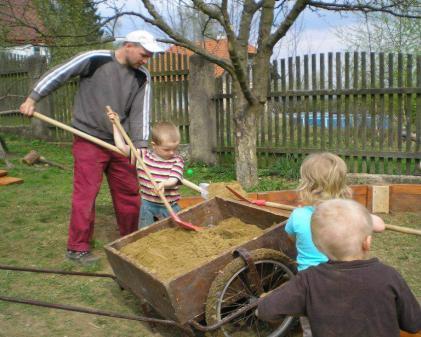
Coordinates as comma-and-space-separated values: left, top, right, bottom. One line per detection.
167, 38, 256, 77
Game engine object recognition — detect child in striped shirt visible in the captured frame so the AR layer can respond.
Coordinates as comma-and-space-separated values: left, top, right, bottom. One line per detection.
108, 111, 184, 228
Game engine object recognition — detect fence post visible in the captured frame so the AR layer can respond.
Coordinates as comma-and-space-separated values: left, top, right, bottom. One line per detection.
27, 55, 51, 138
188, 55, 217, 164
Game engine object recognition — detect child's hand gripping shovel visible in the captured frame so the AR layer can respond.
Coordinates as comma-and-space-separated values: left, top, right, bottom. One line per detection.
106, 106, 202, 231
225, 186, 295, 211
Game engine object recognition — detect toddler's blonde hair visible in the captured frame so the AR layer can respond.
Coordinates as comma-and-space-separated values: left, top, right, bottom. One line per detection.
298, 152, 351, 204
151, 122, 180, 145
311, 199, 373, 260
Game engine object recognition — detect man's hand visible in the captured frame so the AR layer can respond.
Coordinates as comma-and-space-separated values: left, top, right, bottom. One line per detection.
107, 110, 120, 124
19, 97, 36, 117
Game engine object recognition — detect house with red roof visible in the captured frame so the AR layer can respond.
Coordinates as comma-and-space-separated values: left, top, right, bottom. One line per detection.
166, 37, 257, 77
0, 0, 49, 56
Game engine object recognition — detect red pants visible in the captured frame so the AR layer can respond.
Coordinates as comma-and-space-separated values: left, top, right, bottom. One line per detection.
67, 136, 140, 251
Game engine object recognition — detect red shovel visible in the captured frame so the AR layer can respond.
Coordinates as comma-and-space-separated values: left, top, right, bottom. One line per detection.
106, 106, 202, 231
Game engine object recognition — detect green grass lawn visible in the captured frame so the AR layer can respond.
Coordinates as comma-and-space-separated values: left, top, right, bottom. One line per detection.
0, 134, 419, 337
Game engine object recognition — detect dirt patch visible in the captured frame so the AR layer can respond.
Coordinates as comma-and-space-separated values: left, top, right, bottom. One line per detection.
120, 217, 264, 281
207, 181, 247, 199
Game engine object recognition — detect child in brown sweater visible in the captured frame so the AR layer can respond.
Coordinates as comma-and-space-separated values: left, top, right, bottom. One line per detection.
257, 199, 421, 337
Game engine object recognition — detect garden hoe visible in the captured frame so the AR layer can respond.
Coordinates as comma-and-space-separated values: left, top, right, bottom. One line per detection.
226, 185, 295, 211
105, 106, 202, 231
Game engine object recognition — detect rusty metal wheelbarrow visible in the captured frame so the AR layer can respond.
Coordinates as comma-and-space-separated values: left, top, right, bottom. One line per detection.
105, 197, 297, 337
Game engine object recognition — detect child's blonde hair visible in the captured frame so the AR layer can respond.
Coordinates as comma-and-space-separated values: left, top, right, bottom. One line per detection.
297, 152, 351, 204
151, 122, 180, 145
311, 199, 373, 260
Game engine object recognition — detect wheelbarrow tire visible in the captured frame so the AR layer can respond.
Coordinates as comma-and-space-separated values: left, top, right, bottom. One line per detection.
205, 248, 296, 337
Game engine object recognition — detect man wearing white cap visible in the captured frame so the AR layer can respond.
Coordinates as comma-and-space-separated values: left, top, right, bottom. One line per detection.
20, 30, 163, 264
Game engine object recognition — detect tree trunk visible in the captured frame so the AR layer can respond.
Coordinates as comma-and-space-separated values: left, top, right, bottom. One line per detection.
234, 105, 259, 188
233, 79, 262, 188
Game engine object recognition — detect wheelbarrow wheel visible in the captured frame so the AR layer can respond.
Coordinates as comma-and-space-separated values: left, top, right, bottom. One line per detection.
205, 248, 296, 337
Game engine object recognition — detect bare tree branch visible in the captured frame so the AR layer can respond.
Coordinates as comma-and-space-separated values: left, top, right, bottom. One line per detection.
308, 1, 421, 19
191, 0, 224, 23
105, 3, 235, 74
267, 0, 308, 49
217, 0, 256, 103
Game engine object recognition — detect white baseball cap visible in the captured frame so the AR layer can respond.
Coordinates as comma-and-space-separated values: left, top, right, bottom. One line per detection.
124, 30, 164, 53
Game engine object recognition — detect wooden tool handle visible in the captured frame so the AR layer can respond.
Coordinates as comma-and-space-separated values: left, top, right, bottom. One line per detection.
106, 106, 176, 217
180, 178, 202, 193
264, 201, 295, 211
385, 224, 421, 236
32, 111, 202, 192
33, 112, 125, 156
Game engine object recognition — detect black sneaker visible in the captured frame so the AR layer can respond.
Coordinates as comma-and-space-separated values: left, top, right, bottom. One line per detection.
66, 250, 100, 265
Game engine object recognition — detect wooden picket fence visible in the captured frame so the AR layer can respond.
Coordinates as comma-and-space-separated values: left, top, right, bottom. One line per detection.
0, 52, 31, 127
1, 50, 420, 175
215, 52, 420, 175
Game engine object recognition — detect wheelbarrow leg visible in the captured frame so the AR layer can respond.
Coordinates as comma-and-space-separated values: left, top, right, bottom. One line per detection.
140, 301, 158, 333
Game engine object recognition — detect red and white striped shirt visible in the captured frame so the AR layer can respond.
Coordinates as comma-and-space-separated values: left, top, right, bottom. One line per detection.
136, 148, 184, 204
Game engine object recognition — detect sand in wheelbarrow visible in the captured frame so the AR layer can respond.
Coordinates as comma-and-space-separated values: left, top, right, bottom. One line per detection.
207, 181, 247, 200
120, 217, 264, 281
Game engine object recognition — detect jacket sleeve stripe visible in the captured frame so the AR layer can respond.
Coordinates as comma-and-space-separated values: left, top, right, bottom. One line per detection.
139, 66, 151, 141
34, 50, 112, 95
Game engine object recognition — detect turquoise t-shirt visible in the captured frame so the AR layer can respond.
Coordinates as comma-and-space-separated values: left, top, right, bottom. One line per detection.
285, 206, 328, 271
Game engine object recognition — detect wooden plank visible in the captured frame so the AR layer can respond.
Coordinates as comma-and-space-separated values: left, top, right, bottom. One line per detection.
0, 176, 23, 186
182, 54, 189, 142
257, 191, 300, 207
0, 170, 7, 177
351, 184, 369, 208
344, 52, 350, 149
296, 56, 302, 149
390, 184, 421, 212
304, 55, 310, 147
405, 54, 413, 174
215, 78, 220, 148
370, 52, 376, 150
352, 52, 359, 171
397, 53, 404, 175
225, 74, 232, 147
176, 53, 184, 140
366, 185, 373, 212
336, 52, 342, 150
288, 57, 294, 146
371, 185, 390, 213
328, 52, 333, 149
388, 53, 394, 148
379, 52, 385, 173
273, 60, 280, 146
358, 52, 367, 157
171, 53, 178, 124
312, 54, 318, 146
416, 55, 421, 156
320, 53, 326, 149
281, 59, 287, 146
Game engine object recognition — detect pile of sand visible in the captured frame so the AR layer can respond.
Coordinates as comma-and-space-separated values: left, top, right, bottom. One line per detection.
120, 217, 263, 281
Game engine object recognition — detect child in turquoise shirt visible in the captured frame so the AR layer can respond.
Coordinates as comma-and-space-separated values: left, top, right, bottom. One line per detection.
286, 152, 385, 336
